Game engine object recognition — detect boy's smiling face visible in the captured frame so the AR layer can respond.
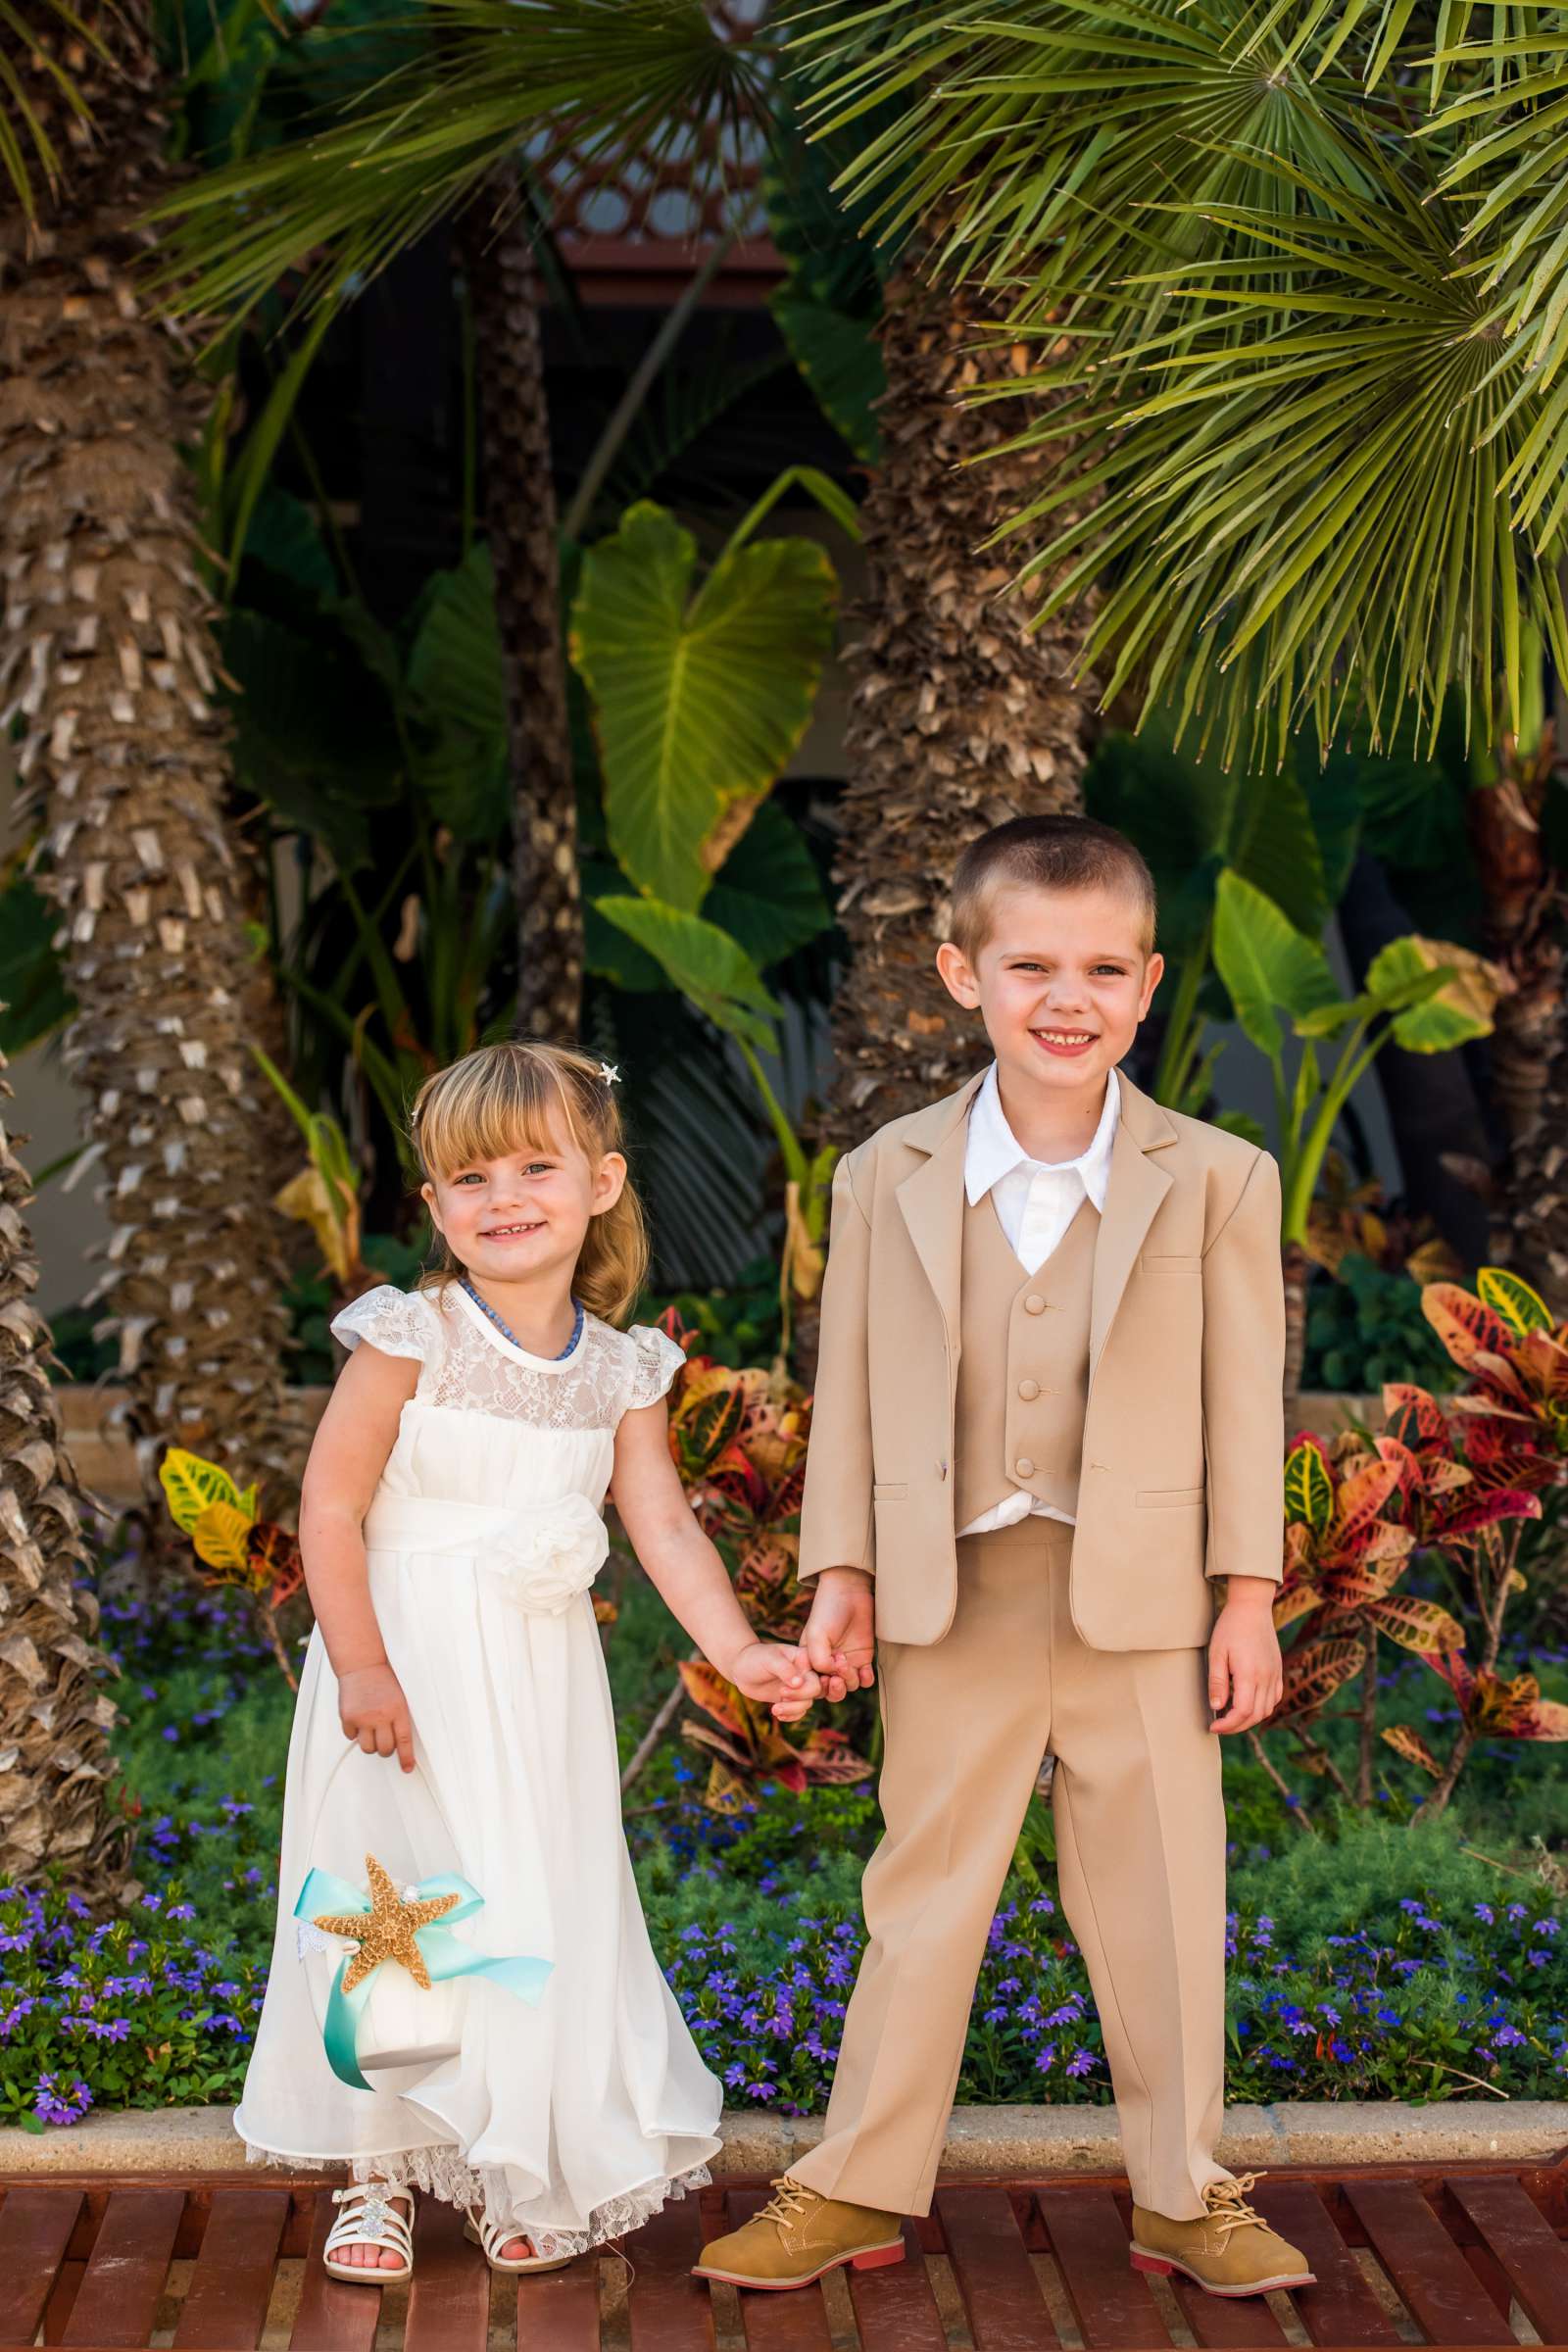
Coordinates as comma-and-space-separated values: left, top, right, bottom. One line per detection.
936, 880, 1163, 1106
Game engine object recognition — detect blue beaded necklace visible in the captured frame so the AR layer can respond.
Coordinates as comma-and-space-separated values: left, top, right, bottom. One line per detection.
460, 1278, 583, 1361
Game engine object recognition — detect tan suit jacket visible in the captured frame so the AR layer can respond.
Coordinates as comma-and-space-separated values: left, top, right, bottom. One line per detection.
799, 1068, 1285, 1650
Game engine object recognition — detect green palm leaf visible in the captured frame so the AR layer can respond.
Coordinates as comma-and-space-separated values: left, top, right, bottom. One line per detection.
0, 0, 111, 216
965, 143, 1568, 764
150, 0, 775, 326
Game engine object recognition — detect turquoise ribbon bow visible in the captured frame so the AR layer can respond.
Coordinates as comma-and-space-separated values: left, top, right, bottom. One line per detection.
295, 1867, 553, 2091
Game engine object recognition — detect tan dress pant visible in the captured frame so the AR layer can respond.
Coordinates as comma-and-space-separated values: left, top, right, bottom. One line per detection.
789, 1520, 1228, 2221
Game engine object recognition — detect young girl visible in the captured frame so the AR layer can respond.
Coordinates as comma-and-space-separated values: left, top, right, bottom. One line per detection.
235, 1042, 821, 2279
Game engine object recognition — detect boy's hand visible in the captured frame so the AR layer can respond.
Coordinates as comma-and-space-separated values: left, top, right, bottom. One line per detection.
1207, 1579, 1283, 1734
727, 1641, 822, 1723
803, 1566, 876, 1703
338, 1663, 416, 1771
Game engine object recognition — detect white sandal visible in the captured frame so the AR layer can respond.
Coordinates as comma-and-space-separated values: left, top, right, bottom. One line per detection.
463, 2209, 575, 2274
322, 2182, 416, 2282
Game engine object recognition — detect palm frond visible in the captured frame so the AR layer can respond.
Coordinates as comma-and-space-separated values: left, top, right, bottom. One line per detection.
0, 0, 117, 216
151, 0, 776, 328
969, 137, 1568, 769
789, 0, 1375, 331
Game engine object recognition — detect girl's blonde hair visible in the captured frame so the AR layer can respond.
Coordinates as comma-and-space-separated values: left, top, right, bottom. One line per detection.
408, 1042, 649, 1327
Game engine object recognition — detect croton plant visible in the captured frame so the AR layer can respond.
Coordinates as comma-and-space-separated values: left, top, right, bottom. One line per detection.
1268, 1267, 1568, 1815
659, 1308, 874, 1811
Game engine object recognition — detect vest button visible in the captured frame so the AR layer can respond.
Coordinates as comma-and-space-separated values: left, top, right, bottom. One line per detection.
1024, 1294, 1046, 1314
1015, 1456, 1035, 1479
1017, 1378, 1041, 1400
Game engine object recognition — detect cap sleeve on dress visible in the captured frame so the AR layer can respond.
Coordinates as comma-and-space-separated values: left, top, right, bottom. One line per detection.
329, 1284, 434, 1365
622, 1323, 688, 1414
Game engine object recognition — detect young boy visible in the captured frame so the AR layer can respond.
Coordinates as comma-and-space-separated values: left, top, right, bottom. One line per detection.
695, 815, 1312, 2300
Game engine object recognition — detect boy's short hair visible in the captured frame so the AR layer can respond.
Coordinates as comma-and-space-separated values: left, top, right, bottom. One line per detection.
949, 814, 1156, 960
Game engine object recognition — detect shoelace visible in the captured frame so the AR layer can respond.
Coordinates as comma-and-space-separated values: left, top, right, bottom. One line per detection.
1202, 2172, 1267, 2244
757, 2177, 816, 2233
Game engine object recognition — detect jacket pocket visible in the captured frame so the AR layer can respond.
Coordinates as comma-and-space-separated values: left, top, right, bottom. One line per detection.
872, 1482, 907, 1501
1136, 1486, 1205, 1508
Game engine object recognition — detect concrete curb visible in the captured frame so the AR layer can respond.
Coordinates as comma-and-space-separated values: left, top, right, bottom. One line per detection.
2, 2100, 1562, 2179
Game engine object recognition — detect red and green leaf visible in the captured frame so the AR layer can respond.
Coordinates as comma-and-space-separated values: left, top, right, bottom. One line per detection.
1269, 1636, 1366, 1725
1423, 1282, 1514, 1370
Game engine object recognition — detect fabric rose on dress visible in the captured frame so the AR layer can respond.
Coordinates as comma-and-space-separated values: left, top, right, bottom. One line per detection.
480, 1494, 610, 1614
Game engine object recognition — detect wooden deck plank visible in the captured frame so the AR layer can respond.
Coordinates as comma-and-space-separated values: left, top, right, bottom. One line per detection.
60, 2186, 186, 2348
720, 2188, 832, 2351
288, 2192, 384, 2352
0, 2186, 84, 2344
844, 2217, 945, 2352
1343, 2180, 1509, 2345
1038, 2188, 1171, 2348
1170, 2266, 1291, 2347
937, 2185, 1058, 2350
1250, 2181, 1400, 2348
1446, 2174, 1568, 2343
173, 2187, 289, 2349
626, 2196, 716, 2352
512, 2255, 602, 2349
403, 2194, 487, 2352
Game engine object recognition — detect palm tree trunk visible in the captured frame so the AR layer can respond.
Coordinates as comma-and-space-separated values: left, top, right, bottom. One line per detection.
0, 1034, 125, 1891
456, 184, 582, 1044
1468, 729, 1565, 1307
824, 254, 1102, 1147
0, 1, 303, 1516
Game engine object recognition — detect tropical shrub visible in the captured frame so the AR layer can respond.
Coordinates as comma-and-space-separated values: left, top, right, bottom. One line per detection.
1302, 1255, 1463, 1399
1266, 1268, 1568, 1815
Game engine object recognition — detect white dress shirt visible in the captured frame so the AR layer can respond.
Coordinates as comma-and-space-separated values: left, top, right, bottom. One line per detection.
956, 1064, 1121, 1538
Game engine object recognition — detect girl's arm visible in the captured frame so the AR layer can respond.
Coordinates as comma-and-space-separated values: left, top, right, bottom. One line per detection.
300, 1343, 420, 1770
611, 1401, 829, 1718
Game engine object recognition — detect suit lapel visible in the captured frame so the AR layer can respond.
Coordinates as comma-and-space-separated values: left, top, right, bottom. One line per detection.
895, 1074, 983, 1344
1088, 1073, 1177, 1390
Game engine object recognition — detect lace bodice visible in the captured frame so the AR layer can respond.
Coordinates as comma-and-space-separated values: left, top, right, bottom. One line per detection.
330, 1282, 685, 1433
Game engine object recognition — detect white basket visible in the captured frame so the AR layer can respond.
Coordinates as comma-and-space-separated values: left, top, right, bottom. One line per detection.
356, 1968, 467, 2073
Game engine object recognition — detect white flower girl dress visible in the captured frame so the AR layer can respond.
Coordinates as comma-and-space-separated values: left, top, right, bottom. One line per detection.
235, 1281, 723, 2257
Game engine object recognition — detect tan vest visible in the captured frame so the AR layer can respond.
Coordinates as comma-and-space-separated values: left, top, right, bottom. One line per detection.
954, 1192, 1099, 1532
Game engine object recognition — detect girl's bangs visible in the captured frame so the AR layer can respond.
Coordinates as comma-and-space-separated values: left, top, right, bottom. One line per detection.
418, 1058, 589, 1176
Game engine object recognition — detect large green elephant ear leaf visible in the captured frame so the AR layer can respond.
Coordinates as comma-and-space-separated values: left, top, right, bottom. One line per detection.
569, 503, 838, 911
1370, 936, 1500, 1052
593, 896, 781, 1054
1211, 870, 1341, 1057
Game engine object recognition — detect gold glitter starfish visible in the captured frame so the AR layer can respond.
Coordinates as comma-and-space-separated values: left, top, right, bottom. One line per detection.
312, 1853, 462, 1994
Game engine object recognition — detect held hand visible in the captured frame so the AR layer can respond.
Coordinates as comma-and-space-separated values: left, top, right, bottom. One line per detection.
1207, 1587, 1284, 1735
338, 1664, 416, 1772
802, 1567, 876, 1704
727, 1641, 823, 1724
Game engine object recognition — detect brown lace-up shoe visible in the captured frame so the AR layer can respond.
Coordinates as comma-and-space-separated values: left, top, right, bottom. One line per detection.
1130, 2174, 1315, 2297
692, 2176, 905, 2290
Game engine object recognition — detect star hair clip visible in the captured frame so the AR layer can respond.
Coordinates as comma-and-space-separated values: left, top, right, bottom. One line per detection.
598, 1061, 621, 1086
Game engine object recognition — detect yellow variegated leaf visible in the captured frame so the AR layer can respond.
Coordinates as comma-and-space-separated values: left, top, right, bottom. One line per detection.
159, 1446, 245, 1535
274, 1164, 361, 1286
1381, 1723, 1445, 1777
1366, 1595, 1466, 1654
1477, 1265, 1554, 1341
704, 1758, 756, 1815
190, 1498, 257, 1577
1284, 1440, 1334, 1533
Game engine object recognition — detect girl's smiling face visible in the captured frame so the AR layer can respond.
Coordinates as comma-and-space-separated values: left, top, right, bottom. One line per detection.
420, 1104, 626, 1292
